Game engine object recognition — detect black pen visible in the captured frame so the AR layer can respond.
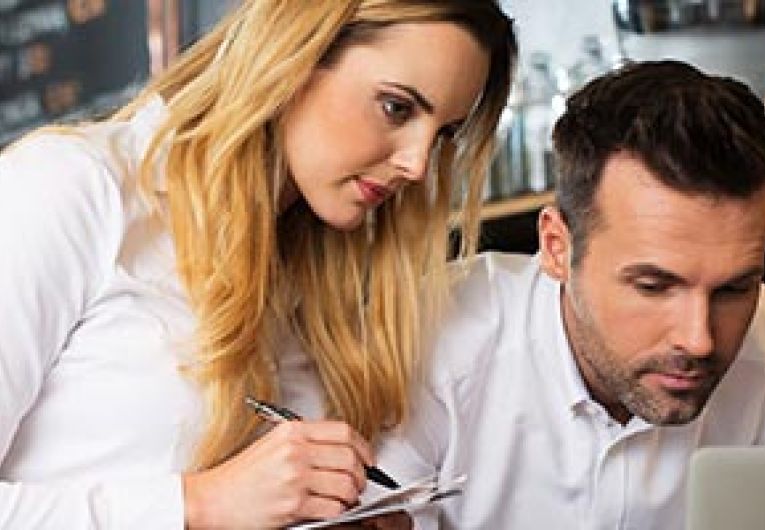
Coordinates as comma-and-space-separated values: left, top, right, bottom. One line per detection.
245, 397, 400, 490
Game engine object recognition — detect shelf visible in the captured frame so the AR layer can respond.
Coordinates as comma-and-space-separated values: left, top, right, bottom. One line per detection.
451, 190, 555, 225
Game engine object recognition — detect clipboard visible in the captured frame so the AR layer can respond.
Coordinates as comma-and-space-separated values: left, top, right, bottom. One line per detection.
289, 475, 466, 529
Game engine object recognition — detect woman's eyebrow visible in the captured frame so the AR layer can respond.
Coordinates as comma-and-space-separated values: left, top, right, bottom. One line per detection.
380, 81, 434, 113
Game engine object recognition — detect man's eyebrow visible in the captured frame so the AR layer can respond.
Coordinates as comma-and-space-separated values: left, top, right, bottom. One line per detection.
725, 267, 765, 285
381, 81, 434, 113
620, 263, 765, 285
620, 264, 683, 283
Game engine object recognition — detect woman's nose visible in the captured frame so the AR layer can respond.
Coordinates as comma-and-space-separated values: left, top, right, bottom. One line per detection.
389, 132, 435, 183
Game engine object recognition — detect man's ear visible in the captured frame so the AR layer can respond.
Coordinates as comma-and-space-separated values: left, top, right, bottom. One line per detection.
538, 206, 572, 282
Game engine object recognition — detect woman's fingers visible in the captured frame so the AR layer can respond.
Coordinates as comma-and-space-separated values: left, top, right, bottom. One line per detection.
183, 419, 376, 528
261, 423, 368, 497
301, 420, 376, 468
306, 442, 367, 491
267, 420, 374, 488
283, 492, 348, 522
304, 468, 363, 505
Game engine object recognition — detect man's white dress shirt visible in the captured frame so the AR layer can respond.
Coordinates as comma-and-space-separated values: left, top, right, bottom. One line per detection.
376, 252, 765, 530
0, 97, 326, 528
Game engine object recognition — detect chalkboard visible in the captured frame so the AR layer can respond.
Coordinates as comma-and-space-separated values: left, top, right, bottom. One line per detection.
0, 0, 150, 145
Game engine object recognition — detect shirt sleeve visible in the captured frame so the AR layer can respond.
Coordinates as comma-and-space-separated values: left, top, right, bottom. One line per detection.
0, 134, 185, 529
374, 381, 450, 530
374, 255, 505, 530
0, 475, 184, 529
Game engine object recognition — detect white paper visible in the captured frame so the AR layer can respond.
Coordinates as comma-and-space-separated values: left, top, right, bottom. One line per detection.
288, 475, 466, 529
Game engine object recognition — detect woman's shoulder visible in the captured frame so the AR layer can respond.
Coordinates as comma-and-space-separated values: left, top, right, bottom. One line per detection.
0, 96, 166, 196
0, 124, 139, 266
1, 124, 131, 194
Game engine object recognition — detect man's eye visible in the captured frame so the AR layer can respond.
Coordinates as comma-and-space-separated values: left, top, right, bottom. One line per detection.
635, 282, 667, 295
381, 96, 413, 124
717, 284, 757, 297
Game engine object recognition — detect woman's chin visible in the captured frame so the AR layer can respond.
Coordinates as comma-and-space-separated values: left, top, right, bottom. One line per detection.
321, 210, 367, 232
329, 217, 366, 232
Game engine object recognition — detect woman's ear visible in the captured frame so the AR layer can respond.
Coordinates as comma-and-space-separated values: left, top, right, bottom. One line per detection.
538, 205, 572, 282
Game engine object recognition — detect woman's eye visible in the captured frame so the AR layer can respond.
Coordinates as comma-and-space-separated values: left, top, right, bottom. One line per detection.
380, 96, 413, 124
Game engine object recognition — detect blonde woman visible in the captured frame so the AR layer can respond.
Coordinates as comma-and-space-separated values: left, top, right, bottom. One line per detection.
0, 1, 516, 528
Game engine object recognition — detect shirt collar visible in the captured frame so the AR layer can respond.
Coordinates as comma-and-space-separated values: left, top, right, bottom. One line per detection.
536, 266, 657, 433
550, 281, 592, 412
531, 261, 614, 414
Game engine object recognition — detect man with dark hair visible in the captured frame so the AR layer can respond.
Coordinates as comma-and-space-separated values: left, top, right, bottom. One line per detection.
376, 60, 765, 529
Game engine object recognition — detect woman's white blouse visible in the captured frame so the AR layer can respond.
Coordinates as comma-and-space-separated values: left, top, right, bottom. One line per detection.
0, 99, 327, 528
0, 98, 201, 528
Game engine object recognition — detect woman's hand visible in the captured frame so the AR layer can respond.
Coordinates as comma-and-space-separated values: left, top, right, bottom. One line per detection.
183, 419, 375, 529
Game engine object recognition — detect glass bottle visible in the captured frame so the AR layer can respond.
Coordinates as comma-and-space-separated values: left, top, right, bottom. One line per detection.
520, 51, 558, 193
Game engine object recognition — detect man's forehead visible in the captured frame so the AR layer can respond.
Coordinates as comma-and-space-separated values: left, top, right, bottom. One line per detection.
586, 158, 765, 275
596, 156, 765, 226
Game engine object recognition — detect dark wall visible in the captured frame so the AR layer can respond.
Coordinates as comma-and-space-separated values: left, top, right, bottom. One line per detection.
178, 1, 239, 51
0, 1, 150, 145
450, 209, 541, 259
478, 209, 541, 254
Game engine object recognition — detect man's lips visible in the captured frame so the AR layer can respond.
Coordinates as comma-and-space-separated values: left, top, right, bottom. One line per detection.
644, 371, 710, 392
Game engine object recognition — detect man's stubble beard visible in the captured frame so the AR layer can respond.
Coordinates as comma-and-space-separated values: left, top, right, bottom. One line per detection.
563, 278, 718, 425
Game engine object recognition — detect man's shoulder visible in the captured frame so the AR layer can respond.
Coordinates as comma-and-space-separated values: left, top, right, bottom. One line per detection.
426, 252, 544, 386
446, 251, 538, 305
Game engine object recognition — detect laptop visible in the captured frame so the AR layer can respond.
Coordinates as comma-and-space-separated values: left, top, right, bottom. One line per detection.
686, 447, 765, 530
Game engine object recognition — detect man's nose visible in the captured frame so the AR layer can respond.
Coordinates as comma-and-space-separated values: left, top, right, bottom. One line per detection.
671, 295, 715, 358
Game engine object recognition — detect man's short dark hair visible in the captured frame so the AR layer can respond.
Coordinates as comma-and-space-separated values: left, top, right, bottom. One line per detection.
552, 59, 765, 266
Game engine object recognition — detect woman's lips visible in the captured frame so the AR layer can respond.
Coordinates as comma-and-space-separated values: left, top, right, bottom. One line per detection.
356, 178, 392, 206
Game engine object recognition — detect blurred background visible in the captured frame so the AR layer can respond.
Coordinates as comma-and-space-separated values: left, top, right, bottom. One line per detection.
1, 0, 763, 251
482, 0, 765, 251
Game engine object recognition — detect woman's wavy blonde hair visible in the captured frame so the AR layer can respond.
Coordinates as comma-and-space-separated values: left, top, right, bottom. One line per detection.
116, 0, 516, 470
